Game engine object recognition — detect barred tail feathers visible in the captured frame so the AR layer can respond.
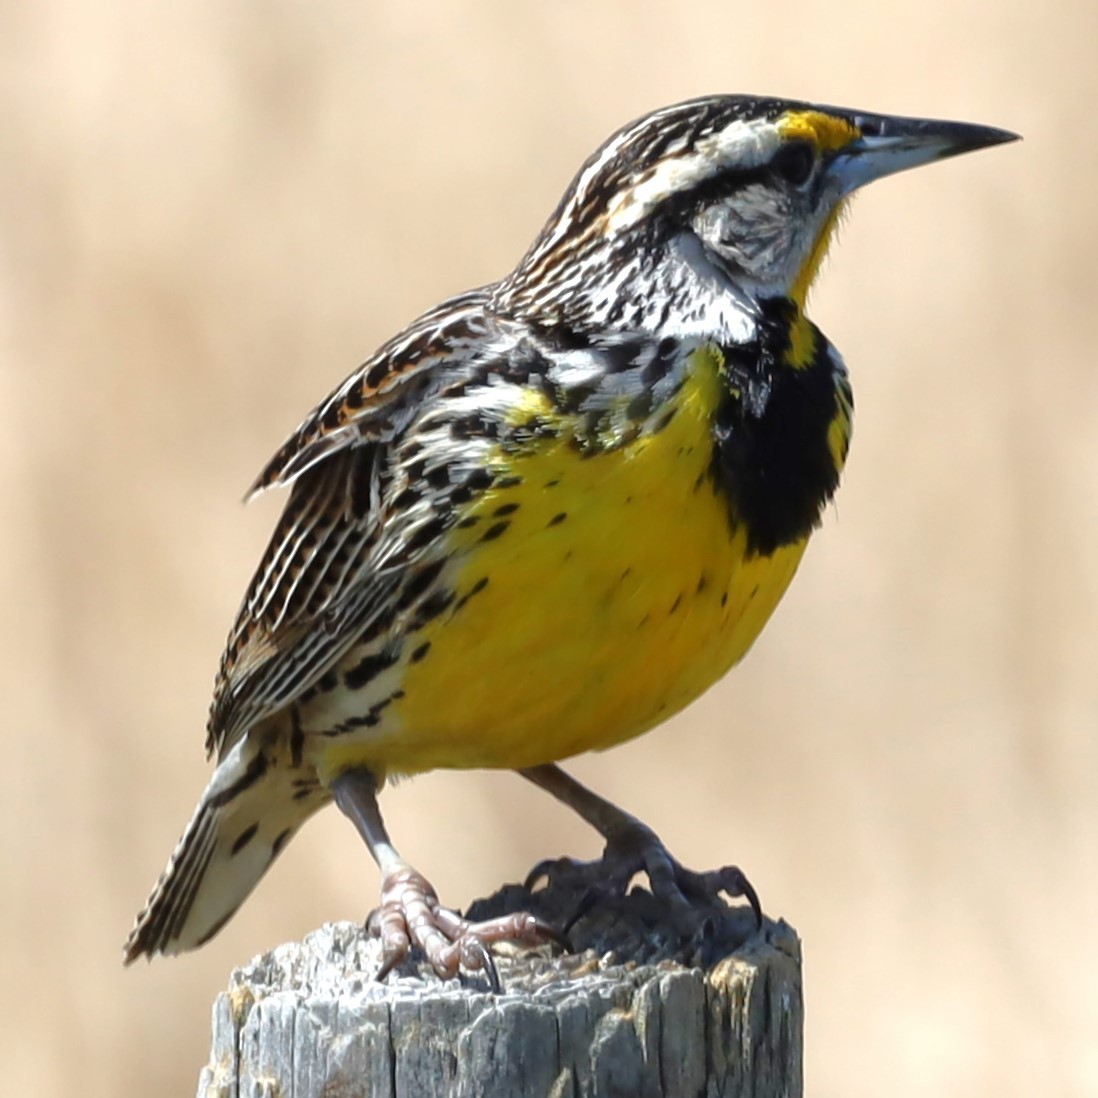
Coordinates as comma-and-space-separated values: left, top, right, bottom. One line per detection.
123, 740, 325, 962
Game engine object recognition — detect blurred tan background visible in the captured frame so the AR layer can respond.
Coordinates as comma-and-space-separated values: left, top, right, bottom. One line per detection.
1, 1, 1094, 1095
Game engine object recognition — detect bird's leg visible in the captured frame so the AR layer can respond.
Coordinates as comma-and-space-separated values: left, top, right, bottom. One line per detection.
519, 763, 762, 930
331, 767, 560, 990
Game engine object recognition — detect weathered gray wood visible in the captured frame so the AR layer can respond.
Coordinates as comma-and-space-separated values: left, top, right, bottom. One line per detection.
197, 873, 803, 1098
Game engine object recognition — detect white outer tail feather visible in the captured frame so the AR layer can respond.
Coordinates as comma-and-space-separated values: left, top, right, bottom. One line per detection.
124, 740, 324, 962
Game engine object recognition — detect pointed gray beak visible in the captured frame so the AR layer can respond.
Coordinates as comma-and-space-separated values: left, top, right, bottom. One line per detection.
830, 111, 1020, 195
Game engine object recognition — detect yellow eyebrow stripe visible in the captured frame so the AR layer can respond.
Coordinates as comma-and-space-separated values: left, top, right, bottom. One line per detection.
778, 110, 861, 151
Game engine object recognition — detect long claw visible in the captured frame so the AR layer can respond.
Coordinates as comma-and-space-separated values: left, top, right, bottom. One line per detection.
744, 879, 763, 930
374, 946, 402, 984
674, 863, 763, 928
535, 919, 573, 952
463, 939, 501, 993
366, 863, 560, 989
532, 823, 763, 934
524, 856, 580, 892
719, 866, 762, 929
523, 862, 548, 892
562, 886, 603, 936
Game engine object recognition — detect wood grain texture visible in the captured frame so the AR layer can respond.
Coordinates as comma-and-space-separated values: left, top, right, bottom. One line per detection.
196, 877, 802, 1098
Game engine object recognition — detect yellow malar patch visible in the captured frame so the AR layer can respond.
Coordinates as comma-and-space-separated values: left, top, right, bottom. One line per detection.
790, 200, 848, 314
352, 347, 811, 777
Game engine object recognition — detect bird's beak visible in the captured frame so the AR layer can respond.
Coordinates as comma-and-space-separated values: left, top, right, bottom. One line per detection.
831, 112, 1020, 195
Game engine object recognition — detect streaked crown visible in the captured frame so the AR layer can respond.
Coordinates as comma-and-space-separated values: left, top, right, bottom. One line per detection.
497, 95, 1016, 332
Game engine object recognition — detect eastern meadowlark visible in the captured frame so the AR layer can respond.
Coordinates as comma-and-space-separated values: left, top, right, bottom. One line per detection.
125, 95, 1017, 984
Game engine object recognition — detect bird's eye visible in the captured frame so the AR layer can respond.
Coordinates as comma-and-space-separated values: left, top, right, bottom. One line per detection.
771, 140, 816, 187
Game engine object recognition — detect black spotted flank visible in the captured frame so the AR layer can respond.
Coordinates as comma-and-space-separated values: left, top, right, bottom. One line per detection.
208, 751, 267, 809
230, 823, 258, 857
467, 468, 496, 491
450, 468, 496, 505
547, 512, 567, 526
322, 689, 398, 734
411, 589, 456, 629
344, 647, 399, 691
480, 521, 510, 542
397, 559, 447, 611
271, 828, 293, 858
410, 641, 431, 663
454, 576, 489, 612
493, 502, 520, 517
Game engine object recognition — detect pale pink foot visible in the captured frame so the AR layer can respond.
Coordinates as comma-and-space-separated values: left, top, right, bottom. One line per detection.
369, 864, 565, 991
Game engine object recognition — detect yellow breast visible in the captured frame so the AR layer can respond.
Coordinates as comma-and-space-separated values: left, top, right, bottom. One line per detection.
330, 344, 809, 778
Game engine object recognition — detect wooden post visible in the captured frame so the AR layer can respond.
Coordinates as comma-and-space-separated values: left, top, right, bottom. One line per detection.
196, 872, 803, 1098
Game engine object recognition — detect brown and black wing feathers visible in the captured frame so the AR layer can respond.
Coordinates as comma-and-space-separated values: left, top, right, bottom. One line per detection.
206, 289, 495, 760
247, 288, 495, 498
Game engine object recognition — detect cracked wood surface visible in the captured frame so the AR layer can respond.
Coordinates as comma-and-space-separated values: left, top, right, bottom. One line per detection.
197, 875, 802, 1097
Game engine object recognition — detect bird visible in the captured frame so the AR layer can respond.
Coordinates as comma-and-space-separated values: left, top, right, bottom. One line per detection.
125, 94, 1017, 985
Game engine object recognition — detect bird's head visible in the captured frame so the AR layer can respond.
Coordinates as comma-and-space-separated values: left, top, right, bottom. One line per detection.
499, 95, 1017, 333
